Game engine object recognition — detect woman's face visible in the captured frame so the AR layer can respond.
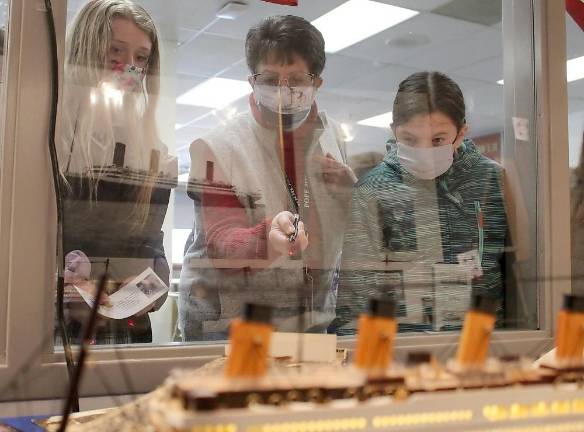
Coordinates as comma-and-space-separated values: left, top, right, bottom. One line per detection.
393, 111, 467, 151
106, 18, 152, 70
250, 53, 322, 130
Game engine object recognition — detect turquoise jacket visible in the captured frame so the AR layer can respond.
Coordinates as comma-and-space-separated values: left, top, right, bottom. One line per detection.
336, 139, 509, 333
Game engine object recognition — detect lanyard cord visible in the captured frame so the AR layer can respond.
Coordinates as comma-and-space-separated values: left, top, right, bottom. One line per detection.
275, 92, 316, 338
283, 170, 310, 215
283, 170, 301, 215
475, 200, 484, 264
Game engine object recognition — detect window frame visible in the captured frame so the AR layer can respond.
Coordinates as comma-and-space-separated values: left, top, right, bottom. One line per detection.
0, 0, 572, 401
0, 0, 16, 366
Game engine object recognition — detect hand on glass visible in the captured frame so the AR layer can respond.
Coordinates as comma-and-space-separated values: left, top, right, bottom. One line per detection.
313, 153, 357, 188
269, 211, 308, 256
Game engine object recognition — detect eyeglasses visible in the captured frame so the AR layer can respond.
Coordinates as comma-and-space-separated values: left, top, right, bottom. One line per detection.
251, 71, 316, 88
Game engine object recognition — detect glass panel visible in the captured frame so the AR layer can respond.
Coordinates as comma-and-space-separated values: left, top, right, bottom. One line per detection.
0, 0, 8, 165
568, 9, 584, 295
55, 0, 538, 348
0, 0, 10, 360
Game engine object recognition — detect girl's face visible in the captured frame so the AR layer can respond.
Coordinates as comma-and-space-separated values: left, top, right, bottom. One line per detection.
392, 111, 468, 151
106, 18, 152, 70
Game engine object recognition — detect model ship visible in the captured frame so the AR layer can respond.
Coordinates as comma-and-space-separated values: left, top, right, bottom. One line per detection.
185, 160, 263, 209
145, 295, 584, 432
61, 142, 177, 256
64, 142, 178, 196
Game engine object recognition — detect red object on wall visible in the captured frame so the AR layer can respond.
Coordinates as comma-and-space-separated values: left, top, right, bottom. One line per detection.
567, 0, 584, 31
261, 0, 298, 5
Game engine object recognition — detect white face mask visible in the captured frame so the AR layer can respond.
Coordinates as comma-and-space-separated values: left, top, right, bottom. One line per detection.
397, 142, 454, 180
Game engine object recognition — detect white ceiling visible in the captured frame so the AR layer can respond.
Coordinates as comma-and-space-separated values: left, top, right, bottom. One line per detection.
66, 0, 584, 171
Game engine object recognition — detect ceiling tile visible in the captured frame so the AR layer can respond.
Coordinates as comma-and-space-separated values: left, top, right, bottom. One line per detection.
452, 57, 503, 84
374, 0, 452, 11
200, 0, 347, 41
338, 13, 485, 64
432, 0, 502, 27
398, 27, 501, 72
322, 53, 389, 88
177, 33, 245, 77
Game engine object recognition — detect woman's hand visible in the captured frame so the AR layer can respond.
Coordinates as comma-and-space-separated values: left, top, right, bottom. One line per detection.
64, 250, 91, 285
70, 279, 112, 307
269, 211, 308, 256
313, 153, 357, 189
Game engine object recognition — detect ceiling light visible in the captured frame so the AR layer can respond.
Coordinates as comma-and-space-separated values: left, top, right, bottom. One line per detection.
226, 107, 238, 120
312, 0, 418, 53
567, 55, 584, 82
496, 55, 584, 85
216, 1, 248, 20
496, 79, 504, 85
101, 82, 123, 107
177, 77, 251, 108
357, 111, 393, 128
340, 123, 355, 142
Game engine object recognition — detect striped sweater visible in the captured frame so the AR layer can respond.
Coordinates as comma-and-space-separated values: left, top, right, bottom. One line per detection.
336, 139, 509, 334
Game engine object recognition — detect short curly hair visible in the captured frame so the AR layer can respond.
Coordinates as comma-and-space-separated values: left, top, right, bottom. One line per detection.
245, 15, 326, 76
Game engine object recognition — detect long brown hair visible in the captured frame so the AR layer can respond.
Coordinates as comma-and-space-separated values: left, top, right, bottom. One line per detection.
392, 71, 466, 131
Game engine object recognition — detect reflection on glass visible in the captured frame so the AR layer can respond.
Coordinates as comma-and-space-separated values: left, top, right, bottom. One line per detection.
336, 72, 511, 335
55, 0, 539, 346
57, 0, 177, 346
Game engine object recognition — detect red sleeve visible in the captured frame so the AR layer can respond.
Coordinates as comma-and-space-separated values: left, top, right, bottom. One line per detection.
202, 188, 271, 259
198, 144, 271, 259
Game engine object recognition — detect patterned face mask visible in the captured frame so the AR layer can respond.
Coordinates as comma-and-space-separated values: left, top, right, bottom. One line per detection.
253, 85, 315, 130
110, 62, 146, 91
253, 84, 315, 114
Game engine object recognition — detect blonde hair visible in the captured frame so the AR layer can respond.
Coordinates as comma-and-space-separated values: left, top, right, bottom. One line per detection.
65, 0, 159, 93
62, 0, 162, 225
